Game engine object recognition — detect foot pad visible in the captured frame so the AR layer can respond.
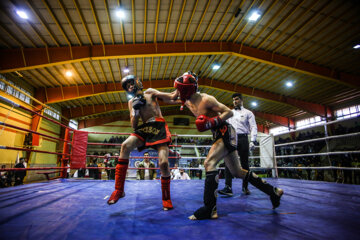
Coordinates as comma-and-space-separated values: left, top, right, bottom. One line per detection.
107, 190, 125, 205
189, 205, 218, 220
162, 199, 173, 211
271, 188, 284, 209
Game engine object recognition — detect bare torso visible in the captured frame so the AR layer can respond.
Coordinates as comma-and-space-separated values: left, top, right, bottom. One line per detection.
185, 93, 219, 118
136, 89, 163, 122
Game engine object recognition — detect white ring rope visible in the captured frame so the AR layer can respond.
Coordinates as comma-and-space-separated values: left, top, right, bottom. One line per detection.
275, 132, 360, 147
275, 150, 360, 158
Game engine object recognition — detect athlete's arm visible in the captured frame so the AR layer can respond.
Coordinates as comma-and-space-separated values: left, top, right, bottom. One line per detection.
205, 94, 233, 121
129, 100, 140, 129
145, 88, 182, 104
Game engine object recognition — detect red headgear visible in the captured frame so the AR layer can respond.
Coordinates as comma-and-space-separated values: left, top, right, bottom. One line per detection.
174, 73, 198, 110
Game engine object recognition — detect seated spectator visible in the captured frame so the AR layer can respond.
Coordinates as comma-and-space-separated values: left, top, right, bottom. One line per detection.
0, 165, 8, 188
137, 152, 156, 180
14, 158, 26, 186
171, 163, 180, 180
174, 169, 190, 180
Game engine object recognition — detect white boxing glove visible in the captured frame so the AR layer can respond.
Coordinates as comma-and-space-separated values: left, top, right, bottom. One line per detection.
249, 141, 255, 152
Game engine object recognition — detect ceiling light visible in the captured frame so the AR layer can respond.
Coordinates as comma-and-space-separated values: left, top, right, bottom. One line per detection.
16, 10, 28, 20
65, 71, 73, 77
124, 67, 130, 73
248, 11, 261, 22
286, 81, 293, 87
251, 101, 257, 107
116, 9, 125, 19
212, 63, 221, 70
126, 93, 134, 100
353, 44, 360, 49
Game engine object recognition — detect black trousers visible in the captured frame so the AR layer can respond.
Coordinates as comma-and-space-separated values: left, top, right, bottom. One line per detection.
225, 134, 249, 188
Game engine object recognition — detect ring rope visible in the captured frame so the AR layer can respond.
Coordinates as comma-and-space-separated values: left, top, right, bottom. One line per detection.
0, 104, 14, 136
0, 121, 71, 142
275, 150, 360, 159
0, 145, 70, 156
0, 95, 70, 129
1, 166, 358, 172
275, 132, 360, 147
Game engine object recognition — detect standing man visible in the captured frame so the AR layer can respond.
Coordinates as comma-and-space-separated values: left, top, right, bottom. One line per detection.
218, 93, 257, 196
148, 72, 283, 220
106, 75, 173, 211
137, 152, 157, 180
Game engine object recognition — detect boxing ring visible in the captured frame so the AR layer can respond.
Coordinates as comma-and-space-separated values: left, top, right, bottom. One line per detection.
1, 96, 360, 239
0, 178, 359, 240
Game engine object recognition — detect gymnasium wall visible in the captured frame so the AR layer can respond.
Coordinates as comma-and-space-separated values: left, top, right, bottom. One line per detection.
0, 91, 62, 182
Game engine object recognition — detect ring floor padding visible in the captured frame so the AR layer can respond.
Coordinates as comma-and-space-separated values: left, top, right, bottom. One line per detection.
0, 178, 359, 240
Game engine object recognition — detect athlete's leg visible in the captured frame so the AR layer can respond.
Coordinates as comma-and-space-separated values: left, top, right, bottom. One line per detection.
157, 144, 173, 210
224, 151, 284, 209
189, 139, 229, 220
108, 136, 143, 205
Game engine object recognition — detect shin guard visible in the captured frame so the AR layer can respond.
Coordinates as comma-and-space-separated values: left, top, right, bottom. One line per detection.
161, 176, 173, 210
107, 158, 129, 205
246, 171, 283, 209
193, 171, 219, 220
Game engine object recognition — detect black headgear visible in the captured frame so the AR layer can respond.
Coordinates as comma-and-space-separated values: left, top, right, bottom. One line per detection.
121, 75, 143, 95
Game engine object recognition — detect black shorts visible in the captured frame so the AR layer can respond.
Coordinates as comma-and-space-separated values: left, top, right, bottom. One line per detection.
132, 117, 172, 149
212, 123, 237, 152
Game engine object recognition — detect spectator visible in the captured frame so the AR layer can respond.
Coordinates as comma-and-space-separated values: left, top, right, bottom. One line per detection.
104, 153, 111, 180
171, 163, 180, 180
0, 165, 8, 188
174, 169, 190, 180
67, 163, 70, 178
14, 158, 26, 186
137, 152, 157, 180
109, 153, 118, 180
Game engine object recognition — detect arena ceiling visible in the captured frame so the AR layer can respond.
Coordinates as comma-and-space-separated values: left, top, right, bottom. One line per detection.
0, 0, 359, 130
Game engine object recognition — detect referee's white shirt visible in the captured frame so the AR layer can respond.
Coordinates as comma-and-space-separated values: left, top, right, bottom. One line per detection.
227, 107, 257, 142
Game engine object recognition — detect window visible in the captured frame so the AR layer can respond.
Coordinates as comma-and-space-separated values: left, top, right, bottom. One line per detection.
0, 81, 5, 90
0, 75, 32, 104
269, 126, 290, 135
69, 119, 78, 130
295, 116, 325, 130
44, 108, 60, 120
335, 105, 360, 120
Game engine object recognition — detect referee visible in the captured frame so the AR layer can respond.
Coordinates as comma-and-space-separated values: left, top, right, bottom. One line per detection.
218, 93, 257, 196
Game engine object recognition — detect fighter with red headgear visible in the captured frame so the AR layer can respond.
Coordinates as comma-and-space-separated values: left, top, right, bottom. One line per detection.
106, 75, 174, 211
148, 71, 284, 220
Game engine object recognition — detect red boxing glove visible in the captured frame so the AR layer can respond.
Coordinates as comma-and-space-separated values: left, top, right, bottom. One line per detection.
195, 115, 223, 132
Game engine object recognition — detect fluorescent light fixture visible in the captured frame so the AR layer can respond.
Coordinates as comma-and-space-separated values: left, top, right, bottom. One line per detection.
124, 67, 130, 73
126, 93, 134, 100
212, 63, 221, 70
353, 44, 360, 49
251, 101, 257, 107
248, 11, 261, 22
116, 9, 125, 19
65, 71, 73, 77
16, 10, 28, 19
286, 81, 293, 87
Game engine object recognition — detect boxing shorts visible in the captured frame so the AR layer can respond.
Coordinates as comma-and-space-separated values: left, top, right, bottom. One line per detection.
212, 122, 237, 153
132, 117, 172, 149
